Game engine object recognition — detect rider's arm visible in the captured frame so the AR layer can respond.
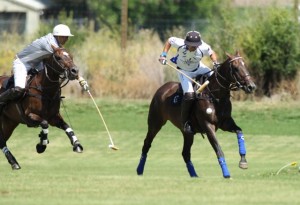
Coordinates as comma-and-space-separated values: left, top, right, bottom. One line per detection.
161, 40, 172, 56
210, 52, 218, 64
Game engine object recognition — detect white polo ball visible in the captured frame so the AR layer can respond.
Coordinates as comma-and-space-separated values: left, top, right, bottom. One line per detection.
206, 108, 213, 114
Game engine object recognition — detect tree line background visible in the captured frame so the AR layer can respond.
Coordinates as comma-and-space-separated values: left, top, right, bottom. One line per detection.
1, 0, 299, 99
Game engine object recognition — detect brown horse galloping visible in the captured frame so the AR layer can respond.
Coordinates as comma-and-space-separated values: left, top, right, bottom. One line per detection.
0, 46, 83, 170
137, 51, 256, 178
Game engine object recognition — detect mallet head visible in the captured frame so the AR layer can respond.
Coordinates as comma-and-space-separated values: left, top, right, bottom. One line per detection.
109, 144, 119, 150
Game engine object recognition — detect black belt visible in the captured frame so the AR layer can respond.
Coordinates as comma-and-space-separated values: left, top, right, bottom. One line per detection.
177, 66, 198, 72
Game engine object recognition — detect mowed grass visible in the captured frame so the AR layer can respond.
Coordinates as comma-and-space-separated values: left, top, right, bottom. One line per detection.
0, 98, 299, 205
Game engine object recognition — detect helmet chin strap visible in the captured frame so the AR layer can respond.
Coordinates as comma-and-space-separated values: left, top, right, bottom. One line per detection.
54, 36, 67, 47
54, 36, 62, 47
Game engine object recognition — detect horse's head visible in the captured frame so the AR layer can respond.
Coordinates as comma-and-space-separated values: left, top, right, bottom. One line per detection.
49, 45, 79, 80
217, 51, 256, 93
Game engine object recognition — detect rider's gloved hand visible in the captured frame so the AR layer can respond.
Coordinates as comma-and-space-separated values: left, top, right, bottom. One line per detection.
78, 76, 89, 91
213, 61, 220, 69
158, 52, 167, 65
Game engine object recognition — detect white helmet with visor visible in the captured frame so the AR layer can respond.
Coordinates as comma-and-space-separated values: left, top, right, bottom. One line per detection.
53, 24, 74, 37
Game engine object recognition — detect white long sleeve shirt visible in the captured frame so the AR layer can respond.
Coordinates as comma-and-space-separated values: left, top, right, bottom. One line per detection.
168, 37, 214, 72
17, 33, 60, 71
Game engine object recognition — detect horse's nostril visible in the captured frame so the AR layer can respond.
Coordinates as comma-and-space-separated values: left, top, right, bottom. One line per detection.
247, 85, 256, 92
71, 68, 78, 75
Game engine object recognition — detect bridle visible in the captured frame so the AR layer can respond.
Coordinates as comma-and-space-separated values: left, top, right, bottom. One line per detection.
44, 51, 72, 85
214, 56, 251, 91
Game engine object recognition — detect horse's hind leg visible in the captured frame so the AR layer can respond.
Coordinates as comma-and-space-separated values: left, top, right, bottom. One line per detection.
51, 114, 83, 153
1, 146, 21, 170
137, 126, 163, 175
0, 120, 21, 170
182, 133, 198, 177
137, 103, 167, 175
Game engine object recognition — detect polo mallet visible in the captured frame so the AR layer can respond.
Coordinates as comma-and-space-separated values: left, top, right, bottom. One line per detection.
87, 90, 119, 150
165, 62, 209, 93
276, 161, 298, 175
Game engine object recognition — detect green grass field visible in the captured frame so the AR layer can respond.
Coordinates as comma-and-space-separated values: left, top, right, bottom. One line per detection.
0, 99, 299, 205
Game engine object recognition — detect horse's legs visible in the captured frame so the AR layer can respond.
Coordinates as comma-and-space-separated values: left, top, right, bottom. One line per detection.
50, 113, 83, 153
137, 127, 162, 175
36, 120, 49, 153
1, 146, 21, 170
137, 100, 167, 175
236, 130, 247, 169
0, 119, 21, 170
220, 117, 248, 169
206, 125, 230, 178
182, 133, 198, 177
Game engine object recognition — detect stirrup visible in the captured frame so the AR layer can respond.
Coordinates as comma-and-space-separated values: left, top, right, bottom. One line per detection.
183, 121, 194, 135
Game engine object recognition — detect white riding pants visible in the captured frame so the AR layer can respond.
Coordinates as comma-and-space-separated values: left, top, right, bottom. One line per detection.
178, 62, 213, 93
13, 58, 29, 88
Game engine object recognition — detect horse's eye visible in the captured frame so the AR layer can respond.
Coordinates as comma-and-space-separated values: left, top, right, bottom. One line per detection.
55, 56, 61, 61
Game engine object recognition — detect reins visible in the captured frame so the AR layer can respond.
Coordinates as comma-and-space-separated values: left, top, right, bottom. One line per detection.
43, 53, 71, 88
44, 65, 70, 87
28, 52, 72, 94
213, 56, 244, 91
196, 56, 246, 100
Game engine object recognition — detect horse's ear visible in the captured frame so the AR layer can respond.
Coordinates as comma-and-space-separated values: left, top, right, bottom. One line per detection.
235, 50, 240, 56
225, 52, 232, 58
51, 44, 58, 52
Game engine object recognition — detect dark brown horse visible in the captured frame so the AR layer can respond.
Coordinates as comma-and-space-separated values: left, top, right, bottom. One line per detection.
137, 51, 256, 178
0, 46, 83, 170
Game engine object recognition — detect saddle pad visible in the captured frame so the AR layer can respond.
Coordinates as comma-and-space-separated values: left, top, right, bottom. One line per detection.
2, 76, 14, 90
169, 92, 183, 106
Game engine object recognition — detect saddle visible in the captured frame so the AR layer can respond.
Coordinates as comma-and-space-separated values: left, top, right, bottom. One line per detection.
0, 67, 40, 93
1, 76, 14, 91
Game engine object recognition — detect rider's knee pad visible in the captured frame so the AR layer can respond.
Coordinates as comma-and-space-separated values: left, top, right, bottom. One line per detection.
183, 92, 195, 101
12, 86, 25, 98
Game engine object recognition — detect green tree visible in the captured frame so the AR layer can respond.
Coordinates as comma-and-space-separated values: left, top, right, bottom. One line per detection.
86, 0, 222, 40
242, 8, 300, 96
207, 6, 300, 97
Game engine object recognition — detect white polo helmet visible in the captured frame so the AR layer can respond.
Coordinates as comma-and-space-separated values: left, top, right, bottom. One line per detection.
53, 24, 74, 36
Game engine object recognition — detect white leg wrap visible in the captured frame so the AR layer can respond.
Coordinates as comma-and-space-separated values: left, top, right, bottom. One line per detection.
2, 146, 9, 154
66, 128, 73, 133
66, 128, 78, 144
71, 136, 78, 144
42, 128, 49, 134
42, 140, 48, 145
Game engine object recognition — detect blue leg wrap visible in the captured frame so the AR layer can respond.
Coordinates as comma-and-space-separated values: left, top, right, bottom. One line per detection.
218, 157, 230, 178
136, 154, 147, 175
186, 161, 198, 177
237, 132, 246, 155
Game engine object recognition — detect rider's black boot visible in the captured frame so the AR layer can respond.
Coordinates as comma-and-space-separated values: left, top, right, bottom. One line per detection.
0, 86, 25, 106
181, 92, 195, 135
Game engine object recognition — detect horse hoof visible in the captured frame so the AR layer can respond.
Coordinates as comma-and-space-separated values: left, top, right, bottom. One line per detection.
74, 147, 83, 153
36, 144, 47, 154
12, 164, 21, 170
239, 161, 248, 169
73, 143, 83, 153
